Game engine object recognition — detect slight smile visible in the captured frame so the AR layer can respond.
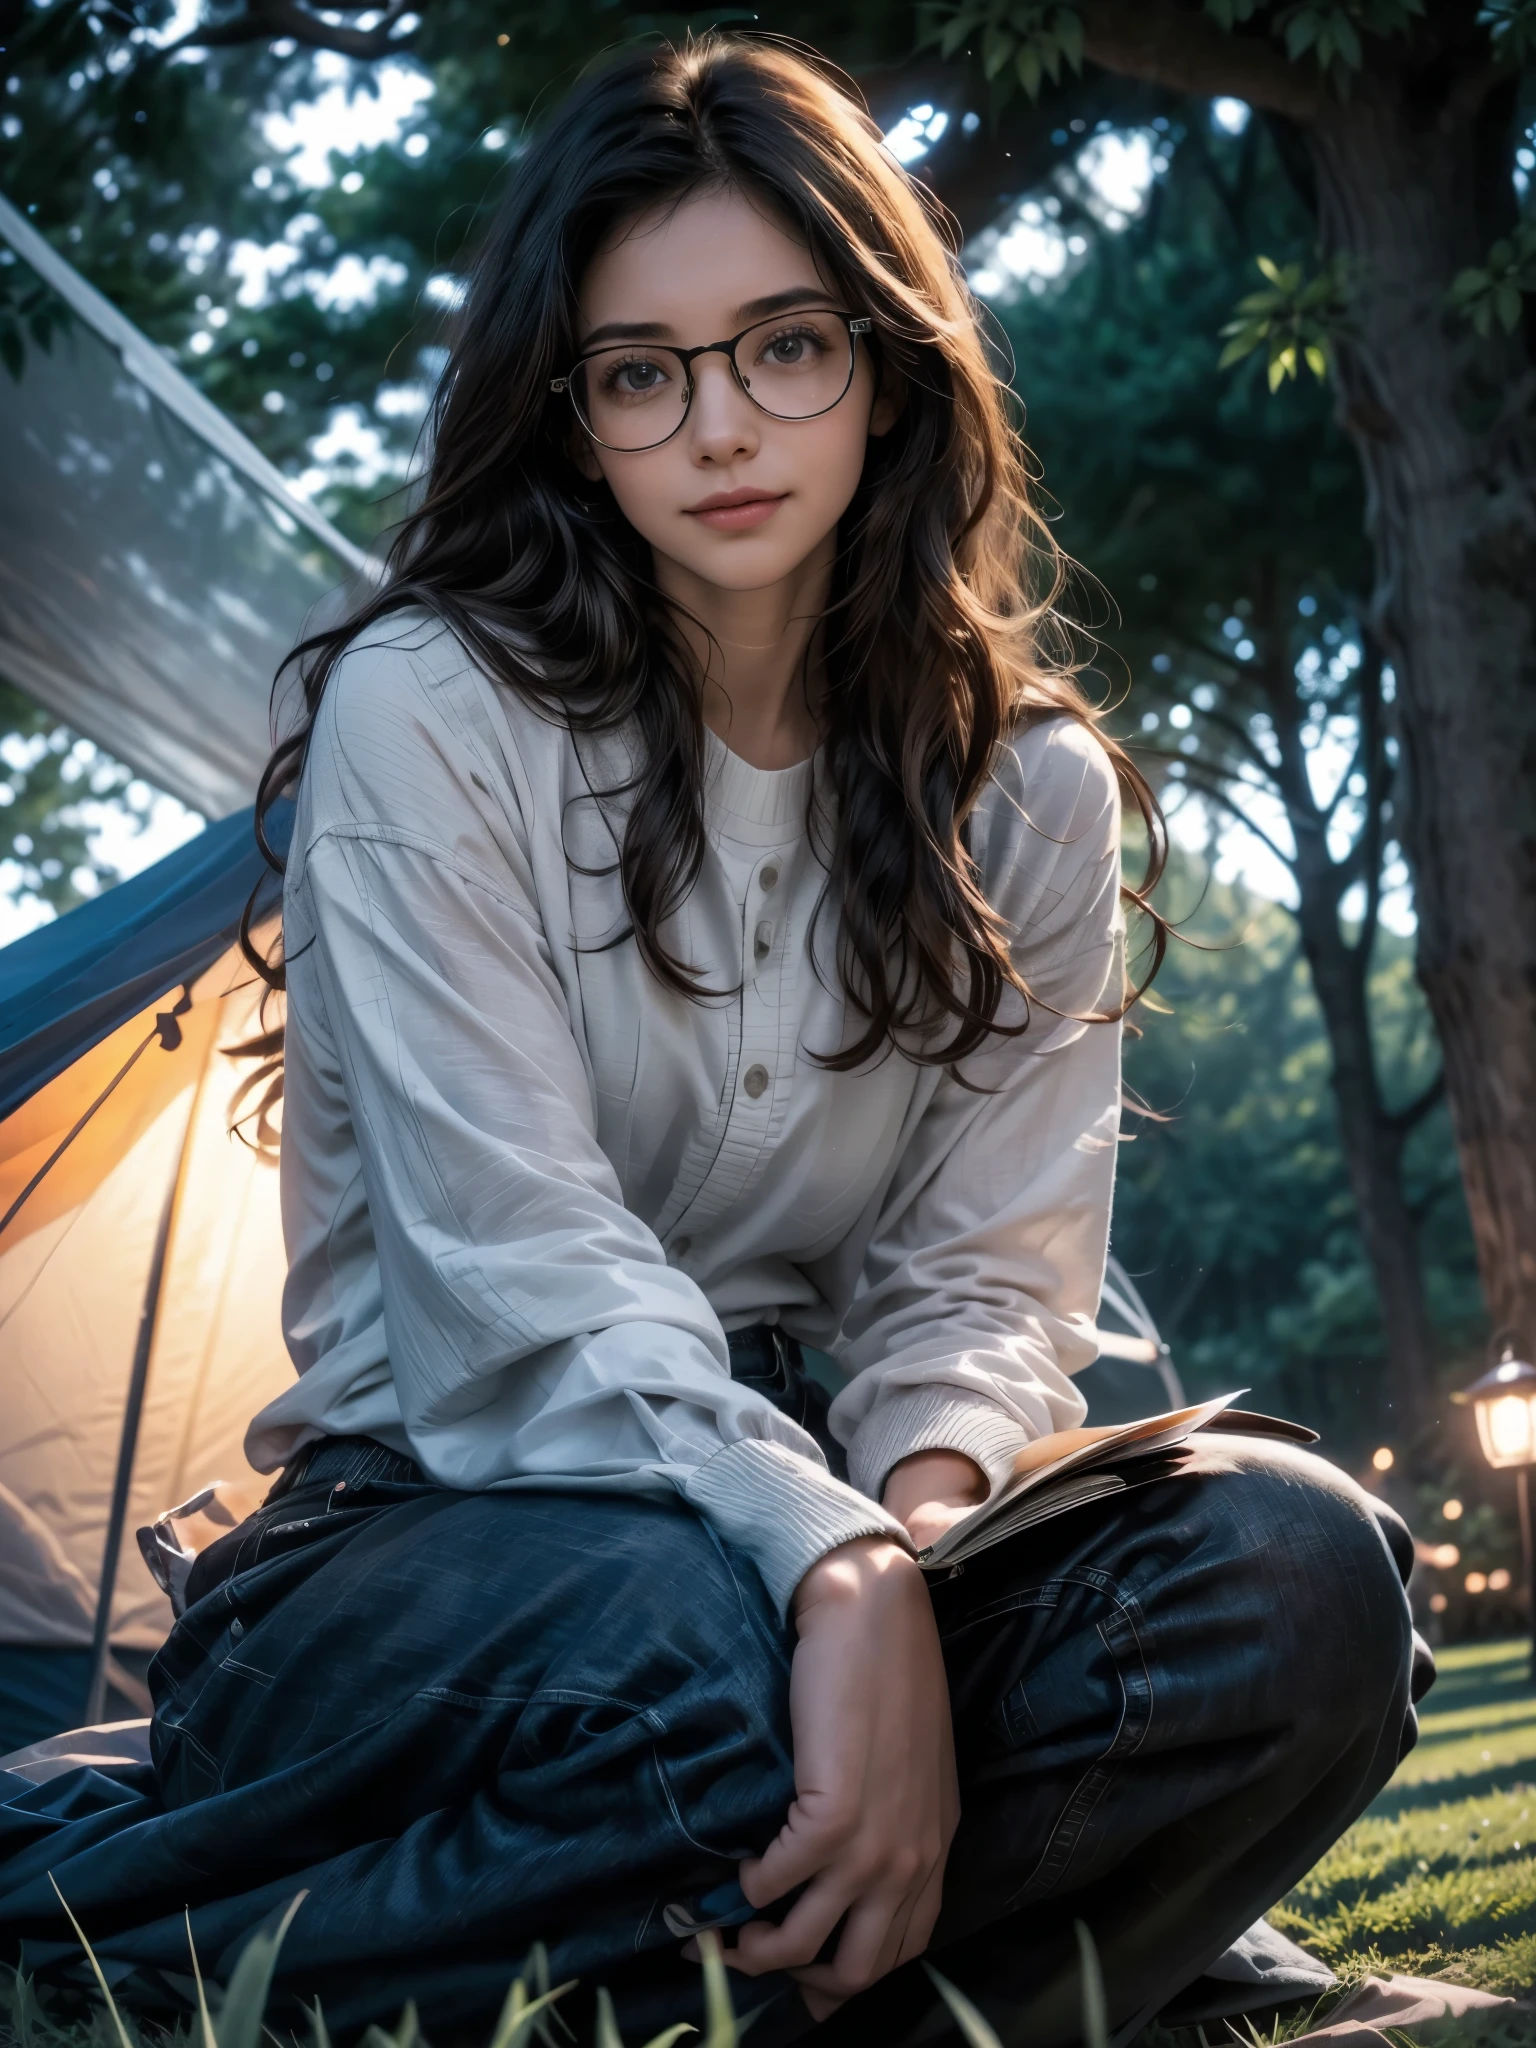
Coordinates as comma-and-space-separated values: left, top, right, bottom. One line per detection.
684, 488, 789, 532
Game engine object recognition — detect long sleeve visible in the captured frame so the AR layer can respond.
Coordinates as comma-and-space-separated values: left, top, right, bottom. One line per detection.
252, 634, 910, 1614
829, 718, 1125, 1503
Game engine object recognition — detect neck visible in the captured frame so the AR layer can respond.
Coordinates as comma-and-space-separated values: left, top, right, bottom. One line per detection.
654, 535, 833, 771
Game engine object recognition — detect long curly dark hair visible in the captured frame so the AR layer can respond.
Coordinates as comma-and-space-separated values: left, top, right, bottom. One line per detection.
242, 31, 1165, 1091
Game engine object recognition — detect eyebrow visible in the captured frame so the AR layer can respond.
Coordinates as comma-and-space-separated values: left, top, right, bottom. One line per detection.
579, 287, 838, 351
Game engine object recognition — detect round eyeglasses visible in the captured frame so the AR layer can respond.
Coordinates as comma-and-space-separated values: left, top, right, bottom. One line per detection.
551, 309, 873, 452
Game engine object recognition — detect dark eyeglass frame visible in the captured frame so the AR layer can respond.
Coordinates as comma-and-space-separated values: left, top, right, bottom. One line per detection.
550, 311, 874, 451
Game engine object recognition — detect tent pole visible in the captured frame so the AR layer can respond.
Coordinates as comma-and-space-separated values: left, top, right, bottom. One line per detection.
84, 1076, 200, 1726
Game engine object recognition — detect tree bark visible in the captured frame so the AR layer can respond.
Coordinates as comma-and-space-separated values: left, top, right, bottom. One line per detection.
1303, 66, 1536, 1366
1069, 0, 1536, 1371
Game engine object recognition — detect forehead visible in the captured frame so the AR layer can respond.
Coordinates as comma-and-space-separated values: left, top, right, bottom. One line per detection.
577, 185, 830, 338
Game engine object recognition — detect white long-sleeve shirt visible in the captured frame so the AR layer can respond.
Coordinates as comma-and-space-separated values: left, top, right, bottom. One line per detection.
246, 610, 1124, 1613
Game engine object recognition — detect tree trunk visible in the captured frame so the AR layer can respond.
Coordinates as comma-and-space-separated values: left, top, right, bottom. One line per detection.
1260, 602, 1443, 1431
1293, 881, 1439, 1430
1303, 76, 1536, 1367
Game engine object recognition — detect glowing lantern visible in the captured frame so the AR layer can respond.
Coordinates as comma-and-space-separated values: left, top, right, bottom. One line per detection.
1453, 1347, 1536, 1677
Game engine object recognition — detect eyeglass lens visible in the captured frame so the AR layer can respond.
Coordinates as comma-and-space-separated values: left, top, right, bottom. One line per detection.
570, 311, 857, 451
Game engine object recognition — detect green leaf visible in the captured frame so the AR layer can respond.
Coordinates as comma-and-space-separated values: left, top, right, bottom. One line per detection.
1332, 12, 1363, 64
1016, 41, 1042, 93
1285, 9, 1322, 56
938, 11, 976, 56
981, 18, 1015, 76
1055, 7, 1085, 66
1304, 342, 1328, 378
1256, 254, 1287, 287
1495, 280, 1523, 332
922, 1965, 1005, 2048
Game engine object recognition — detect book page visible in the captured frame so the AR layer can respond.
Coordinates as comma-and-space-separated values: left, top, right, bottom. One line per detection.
917, 1391, 1244, 1569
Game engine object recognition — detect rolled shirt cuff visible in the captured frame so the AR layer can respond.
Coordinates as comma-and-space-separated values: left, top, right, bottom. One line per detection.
847, 1383, 1034, 1505
683, 1436, 915, 1618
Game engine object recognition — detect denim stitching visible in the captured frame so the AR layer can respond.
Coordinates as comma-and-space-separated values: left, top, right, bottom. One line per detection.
417, 1687, 532, 1710
1001, 1574, 1154, 1910
220, 1656, 274, 1689
634, 1895, 659, 1955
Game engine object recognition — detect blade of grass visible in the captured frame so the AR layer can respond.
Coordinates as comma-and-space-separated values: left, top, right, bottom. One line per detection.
215, 1892, 307, 2048
185, 1911, 216, 2048
695, 1932, 737, 2048
594, 1988, 625, 2048
47, 1874, 135, 2048
1075, 1921, 1109, 2048
922, 1965, 1004, 2048
488, 1976, 577, 2048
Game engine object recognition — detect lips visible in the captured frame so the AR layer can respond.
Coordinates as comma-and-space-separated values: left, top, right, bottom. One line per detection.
684, 489, 788, 533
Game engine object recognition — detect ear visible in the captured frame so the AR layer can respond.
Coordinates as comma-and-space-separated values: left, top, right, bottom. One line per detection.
868, 366, 907, 439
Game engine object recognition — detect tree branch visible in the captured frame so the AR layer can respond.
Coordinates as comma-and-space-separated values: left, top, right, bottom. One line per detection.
1195, 701, 1279, 781
1148, 752, 1297, 871
1078, 0, 1328, 126
1387, 1069, 1445, 1136
164, 0, 418, 57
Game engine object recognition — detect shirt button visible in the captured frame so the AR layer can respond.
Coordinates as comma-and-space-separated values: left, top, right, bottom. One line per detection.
754, 919, 774, 962
742, 1063, 770, 1100
759, 863, 780, 891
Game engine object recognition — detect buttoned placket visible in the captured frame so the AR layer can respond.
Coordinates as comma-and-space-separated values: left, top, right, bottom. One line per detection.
655, 834, 804, 1262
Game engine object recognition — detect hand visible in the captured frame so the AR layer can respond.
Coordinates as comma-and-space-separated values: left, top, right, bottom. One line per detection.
881, 1449, 987, 1552
716, 1537, 959, 2020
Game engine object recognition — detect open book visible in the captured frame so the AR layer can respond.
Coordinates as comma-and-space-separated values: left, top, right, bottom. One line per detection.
918, 1392, 1319, 1573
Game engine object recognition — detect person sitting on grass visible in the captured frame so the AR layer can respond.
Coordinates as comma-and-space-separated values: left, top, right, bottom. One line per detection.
1, 34, 1431, 2047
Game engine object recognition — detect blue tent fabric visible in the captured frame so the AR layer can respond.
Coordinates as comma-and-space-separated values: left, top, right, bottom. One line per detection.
0, 803, 290, 1124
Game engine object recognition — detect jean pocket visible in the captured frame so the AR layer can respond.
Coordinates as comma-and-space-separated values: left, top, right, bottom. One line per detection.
943, 1570, 1154, 1911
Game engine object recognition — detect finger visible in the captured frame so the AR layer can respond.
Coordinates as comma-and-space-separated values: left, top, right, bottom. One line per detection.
721, 1878, 857, 1978
824, 1888, 910, 1995
791, 1856, 940, 2002
739, 1810, 846, 1909
892, 1856, 946, 1968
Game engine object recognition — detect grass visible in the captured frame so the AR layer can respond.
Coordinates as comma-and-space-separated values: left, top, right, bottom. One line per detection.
1269, 1638, 1536, 1997
3, 1643, 1532, 2048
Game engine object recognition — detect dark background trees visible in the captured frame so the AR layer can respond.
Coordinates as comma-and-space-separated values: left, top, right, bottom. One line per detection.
2, 0, 1532, 1469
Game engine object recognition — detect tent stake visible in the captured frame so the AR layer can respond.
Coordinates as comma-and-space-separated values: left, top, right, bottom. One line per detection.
84, 1076, 200, 1727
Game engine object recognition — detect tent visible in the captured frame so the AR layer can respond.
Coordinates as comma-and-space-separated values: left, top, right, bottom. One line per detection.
0, 188, 366, 815
0, 188, 1182, 1758
0, 185, 361, 1749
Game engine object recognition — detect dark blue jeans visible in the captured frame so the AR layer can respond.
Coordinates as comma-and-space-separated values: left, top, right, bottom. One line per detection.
0, 1396, 1427, 2046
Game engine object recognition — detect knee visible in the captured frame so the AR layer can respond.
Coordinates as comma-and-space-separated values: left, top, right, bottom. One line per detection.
1187, 1436, 1415, 1728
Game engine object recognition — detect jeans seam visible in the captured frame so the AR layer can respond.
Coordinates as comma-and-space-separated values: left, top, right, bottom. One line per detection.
651, 1743, 739, 1862
1003, 1574, 1154, 1910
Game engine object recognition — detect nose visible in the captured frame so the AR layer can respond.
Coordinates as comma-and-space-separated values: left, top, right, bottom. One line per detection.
685, 351, 760, 464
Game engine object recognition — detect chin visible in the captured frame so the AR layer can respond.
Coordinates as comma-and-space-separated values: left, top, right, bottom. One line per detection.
671, 532, 828, 589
